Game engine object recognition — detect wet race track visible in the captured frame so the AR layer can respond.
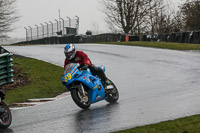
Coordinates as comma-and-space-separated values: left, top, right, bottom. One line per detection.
2, 44, 200, 133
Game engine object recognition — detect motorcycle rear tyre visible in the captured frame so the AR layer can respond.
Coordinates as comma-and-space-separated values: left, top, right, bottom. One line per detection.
105, 79, 119, 103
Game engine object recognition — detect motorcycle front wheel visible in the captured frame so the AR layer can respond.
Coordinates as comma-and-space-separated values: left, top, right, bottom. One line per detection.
105, 79, 119, 103
71, 86, 91, 109
0, 102, 12, 128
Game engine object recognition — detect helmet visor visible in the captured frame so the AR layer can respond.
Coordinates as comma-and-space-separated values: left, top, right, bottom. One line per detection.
65, 50, 75, 60
65, 51, 73, 57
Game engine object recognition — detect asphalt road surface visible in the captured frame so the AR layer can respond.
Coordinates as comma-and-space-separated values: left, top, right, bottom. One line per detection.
2, 44, 200, 133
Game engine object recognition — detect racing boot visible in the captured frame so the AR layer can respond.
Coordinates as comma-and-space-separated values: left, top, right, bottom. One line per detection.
102, 79, 111, 92
105, 79, 111, 86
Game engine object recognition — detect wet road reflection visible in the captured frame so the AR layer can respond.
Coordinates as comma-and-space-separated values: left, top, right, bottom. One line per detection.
73, 103, 120, 133
0, 128, 13, 133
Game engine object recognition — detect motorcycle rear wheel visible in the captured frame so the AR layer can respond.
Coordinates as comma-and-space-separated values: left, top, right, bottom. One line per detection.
0, 102, 12, 128
71, 87, 91, 109
105, 79, 119, 103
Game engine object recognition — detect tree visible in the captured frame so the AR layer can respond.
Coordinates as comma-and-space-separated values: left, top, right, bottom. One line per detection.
170, 11, 184, 32
146, 0, 165, 35
91, 22, 100, 35
0, 0, 19, 38
101, 0, 165, 36
102, 0, 133, 34
181, 0, 200, 31
140, 0, 183, 35
148, 2, 182, 35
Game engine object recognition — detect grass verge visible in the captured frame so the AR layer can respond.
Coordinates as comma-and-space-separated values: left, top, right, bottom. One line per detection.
114, 114, 200, 133
4, 55, 66, 106
99, 41, 200, 51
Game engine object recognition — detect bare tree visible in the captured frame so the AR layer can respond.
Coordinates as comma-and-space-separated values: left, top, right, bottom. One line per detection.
180, 0, 200, 31
144, 0, 185, 35
0, 0, 19, 38
101, 0, 166, 36
146, 0, 165, 35
170, 11, 184, 32
91, 22, 100, 35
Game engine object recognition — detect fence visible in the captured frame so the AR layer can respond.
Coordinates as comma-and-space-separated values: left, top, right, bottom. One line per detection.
13, 33, 140, 45
25, 17, 79, 41
142, 31, 200, 44
14, 30, 200, 45
0, 46, 13, 86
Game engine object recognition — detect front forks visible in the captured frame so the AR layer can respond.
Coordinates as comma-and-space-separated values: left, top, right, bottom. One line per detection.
73, 83, 86, 96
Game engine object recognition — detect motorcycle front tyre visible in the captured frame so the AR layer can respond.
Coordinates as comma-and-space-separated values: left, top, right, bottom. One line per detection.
0, 102, 12, 128
71, 88, 91, 109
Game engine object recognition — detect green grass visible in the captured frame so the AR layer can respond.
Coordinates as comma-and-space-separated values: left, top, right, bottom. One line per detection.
99, 41, 200, 51
4, 55, 66, 105
114, 114, 200, 133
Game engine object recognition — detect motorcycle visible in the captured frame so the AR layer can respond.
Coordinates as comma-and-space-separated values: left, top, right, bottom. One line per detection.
0, 89, 12, 128
61, 63, 119, 109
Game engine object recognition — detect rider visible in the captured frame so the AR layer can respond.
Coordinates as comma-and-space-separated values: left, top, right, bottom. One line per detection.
64, 43, 110, 88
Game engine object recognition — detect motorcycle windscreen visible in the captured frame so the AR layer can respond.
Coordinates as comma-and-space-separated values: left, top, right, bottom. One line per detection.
64, 63, 79, 74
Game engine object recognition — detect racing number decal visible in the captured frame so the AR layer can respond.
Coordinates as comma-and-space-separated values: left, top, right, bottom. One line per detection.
67, 73, 72, 80
65, 73, 72, 82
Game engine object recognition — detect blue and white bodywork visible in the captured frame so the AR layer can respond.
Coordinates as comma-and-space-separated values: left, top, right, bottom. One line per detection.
62, 63, 118, 109
62, 64, 106, 104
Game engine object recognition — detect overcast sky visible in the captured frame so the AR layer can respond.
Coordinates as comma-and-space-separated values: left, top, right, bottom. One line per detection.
8, 0, 183, 39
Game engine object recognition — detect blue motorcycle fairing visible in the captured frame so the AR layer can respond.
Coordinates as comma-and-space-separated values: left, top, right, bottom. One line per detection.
97, 65, 105, 72
75, 73, 105, 103
62, 64, 106, 104
61, 65, 81, 85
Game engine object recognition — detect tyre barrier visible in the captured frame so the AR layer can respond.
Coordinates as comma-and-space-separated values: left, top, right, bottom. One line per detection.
0, 47, 14, 86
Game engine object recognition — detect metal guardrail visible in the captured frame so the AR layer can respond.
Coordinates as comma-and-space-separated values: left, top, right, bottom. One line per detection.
0, 46, 14, 86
